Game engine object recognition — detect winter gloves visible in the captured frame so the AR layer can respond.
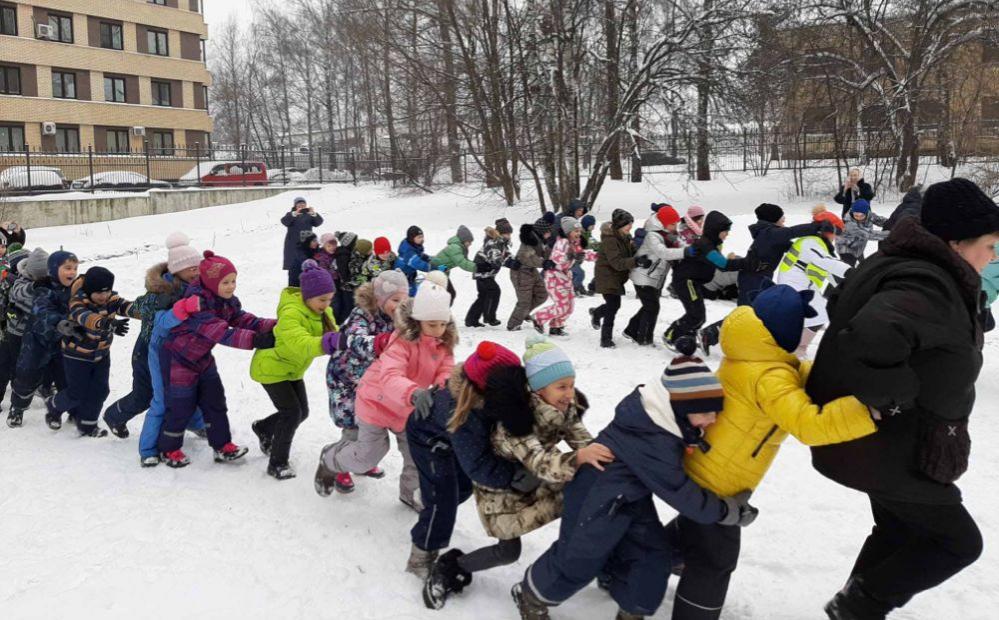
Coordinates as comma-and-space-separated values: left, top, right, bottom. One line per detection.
718, 491, 759, 527
321, 332, 348, 355
503, 258, 521, 271
172, 296, 201, 321
253, 331, 276, 350
411, 387, 436, 419
111, 318, 129, 337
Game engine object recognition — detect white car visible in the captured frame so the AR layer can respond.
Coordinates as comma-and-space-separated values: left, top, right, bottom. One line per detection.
70, 171, 172, 191
302, 168, 352, 183
0, 165, 67, 190
267, 168, 306, 184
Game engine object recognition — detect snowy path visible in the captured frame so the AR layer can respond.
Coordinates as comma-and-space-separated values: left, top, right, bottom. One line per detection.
0, 175, 995, 619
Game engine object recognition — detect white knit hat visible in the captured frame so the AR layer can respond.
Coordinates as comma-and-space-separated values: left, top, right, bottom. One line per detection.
410, 281, 452, 322
166, 232, 201, 274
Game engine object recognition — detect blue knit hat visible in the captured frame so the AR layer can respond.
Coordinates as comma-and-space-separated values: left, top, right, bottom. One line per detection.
751, 284, 818, 352
850, 199, 871, 215
523, 335, 575, 391
47, 250, 78, 281
581, 214, 596, 231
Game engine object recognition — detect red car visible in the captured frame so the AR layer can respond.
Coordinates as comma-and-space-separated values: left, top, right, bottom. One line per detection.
179, 161, 268, 187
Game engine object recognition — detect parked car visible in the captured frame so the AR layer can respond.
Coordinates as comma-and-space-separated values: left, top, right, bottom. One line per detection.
0, 165, 68, 191
178, 161, 268, 187
302, 168, 353, 183
267, 168, 306, 184
70, 171, 172, 191
639, 151, 687, 166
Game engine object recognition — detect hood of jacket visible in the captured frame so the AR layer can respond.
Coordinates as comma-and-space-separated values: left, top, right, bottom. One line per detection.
748, 220, 776, 240
644, 214, 665, 235
483, 226, 500, 241
720, 305, 800, 366
880, 217, 982, 311
703, 211, 733, 245
612, 388, 681, 439
353, 281, 383, 317
145, 262, 184, 295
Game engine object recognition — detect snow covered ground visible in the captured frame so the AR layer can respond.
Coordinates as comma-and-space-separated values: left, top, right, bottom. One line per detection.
0, 170, 995, 619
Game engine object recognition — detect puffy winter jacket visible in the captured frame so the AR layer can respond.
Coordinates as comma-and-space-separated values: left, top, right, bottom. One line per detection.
432, 236, 477, 273
884, 185, 922, 231
631, 215, 685, 289
475, 391, 592, 539
837, 211, 888, 258
358, 252, 397, 285
250, 287, 337, 384
672, 211, 751, 285
281, 210, 324, 270
18, 280, 72, 371
593, 223, 636, 295
396, 239, 432, 292
6, 275, 40, 337
131, 263, 187, 356
684, 305, 876, 498
164, 284, 276, 373
807, 217, 985, 504
473, 228, 511, 280
510, 225, 549, 296
354, 301, 455, 433
744, 220, 822, 278
63, 275, 140, 363
326, 284, 393, 429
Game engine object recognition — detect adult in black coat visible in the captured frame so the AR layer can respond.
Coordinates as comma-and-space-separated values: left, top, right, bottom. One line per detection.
280, 196, 323, 285
806, 178, 999, 619
737, 203, 824, 306
834, 167, 876, 218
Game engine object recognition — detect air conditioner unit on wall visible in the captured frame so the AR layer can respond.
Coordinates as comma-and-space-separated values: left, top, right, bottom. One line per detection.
36, 24, 53, 40
41, 122, 57, 136
132, 126, 146, 137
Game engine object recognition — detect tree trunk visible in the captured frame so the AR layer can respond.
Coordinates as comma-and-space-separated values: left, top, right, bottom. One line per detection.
381, 2, 399, 170
694, 0, 713, 181
604, 0, 622, 180
436, 0, 463, 183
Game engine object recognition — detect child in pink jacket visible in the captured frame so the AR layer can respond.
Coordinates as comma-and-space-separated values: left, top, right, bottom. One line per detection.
532, 217, 596, 337
314, 279, 457, 510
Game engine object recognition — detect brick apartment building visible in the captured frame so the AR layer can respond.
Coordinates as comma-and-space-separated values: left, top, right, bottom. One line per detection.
0, 0, 212, 155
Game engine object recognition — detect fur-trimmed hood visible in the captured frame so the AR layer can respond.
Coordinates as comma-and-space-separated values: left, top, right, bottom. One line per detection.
519, 223, 539, 247
353, 281, 381, 317
145, 262, 184, 295
393, 297, 459, 349
484, 226, 500, 240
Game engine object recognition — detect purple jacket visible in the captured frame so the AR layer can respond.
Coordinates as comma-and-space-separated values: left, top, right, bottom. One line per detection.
164, 283, 276, 372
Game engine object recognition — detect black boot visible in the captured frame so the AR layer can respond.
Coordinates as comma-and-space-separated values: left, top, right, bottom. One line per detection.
251, 420, 272, 455
824, 578, 890, 620
6, 408, 23, 428
600, 337, 616, 349
511, 581, 550, 619
588, 307, 601, 330
423, 549, 473, 610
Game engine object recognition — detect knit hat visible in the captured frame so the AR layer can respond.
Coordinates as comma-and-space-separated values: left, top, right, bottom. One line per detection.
650, 202, 672, 212
19, 247, 49, 280
850, 199, 871, 216
165, 232, 201, 274
373, 269, 409, 308
812, 205, 844, 234
523, 334, 575, 391
320, 232, 337, 246
656, 206, 681, 228
47, 250, 78, 281
751, 284, 818, 353
542, 211, 557, 225
293, 196, 307, 207
921, 178, 999, 242
580, 214, 596, 231
684, 206, 705, 236
336, 231, 357, 248
198, 250, 237, 296
755, 203, 784, 224
661, 352, 724, 418
82, 266, 115, 296
356, 239, 373, 257
407, 225, 424, 244
612, 209, 634, 230
410, 280, 452, 322
464, 341, 521, 391
424, 270, 449, 288
560, 217, 581, 236
373, 237, 392, 256
533, 218, 553, 236
456, 225, 474, 245
495, 218, 513, 235
300, 259, 335, 300
566, 198, 586, 215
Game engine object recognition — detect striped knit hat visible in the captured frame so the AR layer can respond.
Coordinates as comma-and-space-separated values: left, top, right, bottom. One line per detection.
661, 348, 724, 417
523, 335, 575, 391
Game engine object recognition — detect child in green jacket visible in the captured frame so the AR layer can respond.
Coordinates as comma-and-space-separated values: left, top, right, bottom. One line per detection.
431, 225, 477, 304
250, 260, 347, 479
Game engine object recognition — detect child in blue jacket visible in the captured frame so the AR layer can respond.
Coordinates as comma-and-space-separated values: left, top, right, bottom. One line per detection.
396, 225, 445, 295
513, 351, 759, 620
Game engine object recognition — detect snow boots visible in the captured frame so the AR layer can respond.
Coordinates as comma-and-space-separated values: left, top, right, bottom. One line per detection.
6, 407, 23, 428
512, 582, 550, 619
80, 427, 109, 438
161, 449, 190, 468
213, 443, 248, 463
423, 549, 472, 610
105, 417, 129, 438
314, 446, 339, 496
267, 462, 296, 480
251, 420, 272, 455
824, 578, 890, 620
140, 455, 161, 468
405, 544, 438, 580
589, 308, 601, 330
43, 396, 62, 430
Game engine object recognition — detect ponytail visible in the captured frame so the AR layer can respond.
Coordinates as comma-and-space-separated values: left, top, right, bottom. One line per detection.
447, 376, 483, 433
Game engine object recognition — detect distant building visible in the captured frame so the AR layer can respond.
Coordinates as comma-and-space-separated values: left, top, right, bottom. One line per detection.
0, 0, 212, 154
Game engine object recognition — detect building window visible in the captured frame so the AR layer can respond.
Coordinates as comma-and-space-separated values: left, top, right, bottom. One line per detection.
149, 0, 167, 5
152, 81, 171, 106
147, 28, 169, 56
47, 13, 73, 43
0, 124, 24, 151
0, 65, 19, 95
55, 126, 80, 152
106, 128, 130, 153
152, 130, 174, 155
200, 39, 207, 62
104, 76, 126, 103
52, 71, 77, 99
202, 85, 209, 111
0, 4, 16, 36
100, 22, 123, 50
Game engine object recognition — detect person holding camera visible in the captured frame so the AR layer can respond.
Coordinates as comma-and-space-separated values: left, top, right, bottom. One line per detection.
281, 197, 324, 286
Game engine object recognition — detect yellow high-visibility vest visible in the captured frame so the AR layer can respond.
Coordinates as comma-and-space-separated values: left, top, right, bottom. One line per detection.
778, 236, 830, 288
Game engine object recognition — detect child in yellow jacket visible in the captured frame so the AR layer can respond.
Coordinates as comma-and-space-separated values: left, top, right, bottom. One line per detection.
668, 284, 878, 620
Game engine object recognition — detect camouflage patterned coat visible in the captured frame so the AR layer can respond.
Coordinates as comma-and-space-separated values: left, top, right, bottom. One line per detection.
474, 391, 592, 539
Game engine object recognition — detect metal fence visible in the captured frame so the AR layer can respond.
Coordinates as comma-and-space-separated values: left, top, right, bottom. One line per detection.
0, 143, 432, 196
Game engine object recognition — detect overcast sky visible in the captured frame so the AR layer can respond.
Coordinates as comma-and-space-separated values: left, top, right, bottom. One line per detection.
202, 0, 253, 38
